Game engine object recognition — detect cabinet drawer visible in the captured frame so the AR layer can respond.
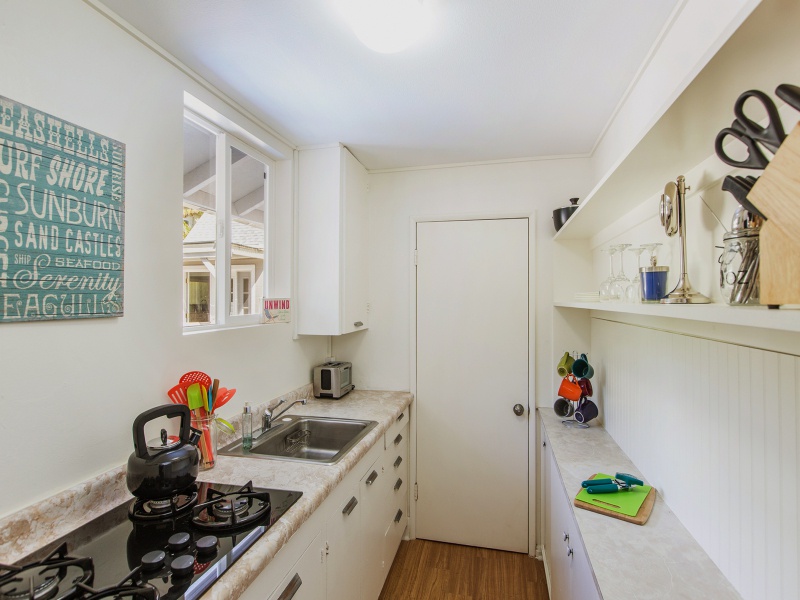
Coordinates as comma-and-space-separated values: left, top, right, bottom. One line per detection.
389, 473, 408, 517
384, 409, 409, 450
383, 505, 407, 571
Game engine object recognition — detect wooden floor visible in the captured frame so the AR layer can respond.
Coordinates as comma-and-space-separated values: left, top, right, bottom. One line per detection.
377, 539, 550, 600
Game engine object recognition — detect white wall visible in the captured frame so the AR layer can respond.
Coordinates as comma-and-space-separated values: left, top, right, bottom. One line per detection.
575, 1, 800, 597
0, 0, 327, 518
594, 319, 799, 600
333, 158, 594, 408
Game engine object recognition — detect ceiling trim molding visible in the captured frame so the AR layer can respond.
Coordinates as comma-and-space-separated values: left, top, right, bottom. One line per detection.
585, 0, 689, 159
367, 152, 592, 175
82, 0, 298, 153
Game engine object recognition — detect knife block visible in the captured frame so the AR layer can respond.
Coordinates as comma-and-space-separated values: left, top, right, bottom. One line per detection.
748, 123, 800, 305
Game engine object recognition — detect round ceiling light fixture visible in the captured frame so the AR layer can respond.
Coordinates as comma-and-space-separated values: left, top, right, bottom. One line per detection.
336, 0, 431, 54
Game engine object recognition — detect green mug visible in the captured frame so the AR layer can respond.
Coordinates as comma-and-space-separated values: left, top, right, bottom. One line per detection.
556, 352, 574, 377
572, 353, 594, 379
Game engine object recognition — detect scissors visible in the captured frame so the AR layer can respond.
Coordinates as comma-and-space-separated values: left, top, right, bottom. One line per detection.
714, 89, 786, 169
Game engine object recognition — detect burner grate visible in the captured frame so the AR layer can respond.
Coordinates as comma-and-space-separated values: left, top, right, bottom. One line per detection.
76, 567, 158, 600
128, 489, 198, 523
191, 481, 271, 532
0, 542, 93, 600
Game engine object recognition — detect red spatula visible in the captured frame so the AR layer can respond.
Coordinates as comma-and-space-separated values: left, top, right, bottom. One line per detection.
167, 383, 188, 405
214, 388, 236, 410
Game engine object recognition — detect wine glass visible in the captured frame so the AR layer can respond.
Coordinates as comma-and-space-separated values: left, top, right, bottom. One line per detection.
599, 246, 618, 302
610, 243, 631, 302
625, 246, 646, 303
641, 243, 662, 268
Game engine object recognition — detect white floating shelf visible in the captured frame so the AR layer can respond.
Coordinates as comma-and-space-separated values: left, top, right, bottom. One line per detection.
554, 301, 800, 334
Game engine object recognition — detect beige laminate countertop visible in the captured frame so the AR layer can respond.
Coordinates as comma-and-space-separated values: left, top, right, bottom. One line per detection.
0, 389, 413, 600
540, 408, 742, 600
198, 390, 413, 599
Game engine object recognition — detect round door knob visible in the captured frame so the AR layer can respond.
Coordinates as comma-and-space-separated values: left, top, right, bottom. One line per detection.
513, 404, 525, 416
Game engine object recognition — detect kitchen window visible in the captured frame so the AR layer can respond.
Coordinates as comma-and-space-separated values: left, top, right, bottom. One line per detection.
182, 110, 272, 329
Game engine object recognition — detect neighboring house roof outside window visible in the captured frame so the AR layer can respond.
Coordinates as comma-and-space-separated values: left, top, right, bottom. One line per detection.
183, 211, 264, 252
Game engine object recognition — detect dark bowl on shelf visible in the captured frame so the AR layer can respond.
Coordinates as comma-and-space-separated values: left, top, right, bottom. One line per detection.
553, 198, 580, 232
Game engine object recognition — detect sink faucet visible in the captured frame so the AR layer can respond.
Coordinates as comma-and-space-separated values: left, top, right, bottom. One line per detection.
263, 398, 308, 431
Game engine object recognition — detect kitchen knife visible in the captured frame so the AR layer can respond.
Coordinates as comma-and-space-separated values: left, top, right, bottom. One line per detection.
776, 83, 800, 113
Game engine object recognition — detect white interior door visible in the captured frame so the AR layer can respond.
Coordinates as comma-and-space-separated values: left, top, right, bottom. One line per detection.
416, 218, 529, 553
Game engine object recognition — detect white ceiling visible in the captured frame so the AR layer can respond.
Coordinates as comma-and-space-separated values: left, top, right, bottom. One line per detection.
98, 0, 679, 171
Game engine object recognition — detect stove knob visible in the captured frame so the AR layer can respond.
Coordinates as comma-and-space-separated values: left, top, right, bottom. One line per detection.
141, 550, 166, 571
168, 532, 192, 552
170, 554, 196, 579
196, 535, 219, 556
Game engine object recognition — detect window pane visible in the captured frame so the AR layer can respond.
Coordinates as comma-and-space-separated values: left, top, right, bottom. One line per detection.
186, 273, 211, 324
229, 147, 266, 317
182, 118, 217, 326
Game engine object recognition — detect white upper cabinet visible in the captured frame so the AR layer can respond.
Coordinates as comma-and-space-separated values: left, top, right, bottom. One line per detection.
297, 145, 369, 335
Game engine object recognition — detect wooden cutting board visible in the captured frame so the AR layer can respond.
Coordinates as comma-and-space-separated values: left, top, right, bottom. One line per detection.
573, 475, 656, 526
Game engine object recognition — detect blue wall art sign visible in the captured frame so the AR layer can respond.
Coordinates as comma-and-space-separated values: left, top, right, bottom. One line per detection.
0, 96, 125, 322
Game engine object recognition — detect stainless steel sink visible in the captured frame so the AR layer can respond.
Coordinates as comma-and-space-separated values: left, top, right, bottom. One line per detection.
218, 415, 378, 465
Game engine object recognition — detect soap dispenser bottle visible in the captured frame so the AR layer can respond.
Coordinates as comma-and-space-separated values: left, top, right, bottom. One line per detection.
242, 403, 253, 451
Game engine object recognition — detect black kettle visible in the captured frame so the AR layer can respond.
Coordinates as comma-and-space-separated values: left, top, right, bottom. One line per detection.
126, 404, 201, 500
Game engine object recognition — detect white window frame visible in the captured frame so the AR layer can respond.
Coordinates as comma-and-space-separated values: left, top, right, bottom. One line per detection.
183, 109, 275, 332
230, 264, 257, 316
183, 265, 216, 325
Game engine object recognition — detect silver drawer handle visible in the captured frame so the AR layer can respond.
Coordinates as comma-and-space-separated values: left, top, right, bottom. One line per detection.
366, 470, 378, 485
394, 509, 403, 523
394, 456, 403, 469
394, 478, 403, 491
563, 532, 569, 543
277, 573, 302, 600
567, 548, 574, 558
394, 434, 403, 446
354, 321, 364, 327
342, 496, 358, 516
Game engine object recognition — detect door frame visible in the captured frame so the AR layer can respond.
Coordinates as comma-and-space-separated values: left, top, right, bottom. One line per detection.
408, 211, 538, 555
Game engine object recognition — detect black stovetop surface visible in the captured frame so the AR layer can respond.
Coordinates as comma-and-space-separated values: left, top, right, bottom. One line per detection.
1, 482, 302, 600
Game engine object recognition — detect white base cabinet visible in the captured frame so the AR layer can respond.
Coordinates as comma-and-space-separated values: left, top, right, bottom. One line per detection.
240, 411, 410, 600
267, 530, 326, 600
325, 476, 364, 600
541, 426, 600, 600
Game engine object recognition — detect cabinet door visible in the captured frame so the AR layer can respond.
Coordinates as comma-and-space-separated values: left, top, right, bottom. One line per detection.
570, 531, 601, 600
267, 530, 326, 600
545, 442, 572, 600
297, 145, 369, 336
341, 147, 369, 334
297, 146, 343, 335
326, 480, 363, 600
361, 455, 389, 600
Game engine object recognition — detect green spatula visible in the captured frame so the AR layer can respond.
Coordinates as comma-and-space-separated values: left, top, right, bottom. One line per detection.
186, 383, 205, 415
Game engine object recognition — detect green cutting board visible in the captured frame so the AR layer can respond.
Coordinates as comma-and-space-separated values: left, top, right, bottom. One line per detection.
575, 473, 652, 517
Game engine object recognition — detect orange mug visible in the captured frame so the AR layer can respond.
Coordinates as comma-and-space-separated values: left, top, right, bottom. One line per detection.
558, 375, 582, 402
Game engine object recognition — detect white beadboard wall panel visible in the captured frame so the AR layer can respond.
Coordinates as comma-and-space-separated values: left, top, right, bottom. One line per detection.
592, 318, 799, 600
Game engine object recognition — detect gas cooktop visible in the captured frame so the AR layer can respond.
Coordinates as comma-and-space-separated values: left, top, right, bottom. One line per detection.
0, 481, 302, 600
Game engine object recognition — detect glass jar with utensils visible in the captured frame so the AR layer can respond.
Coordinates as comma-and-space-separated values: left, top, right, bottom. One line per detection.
719, 205, 762, 305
